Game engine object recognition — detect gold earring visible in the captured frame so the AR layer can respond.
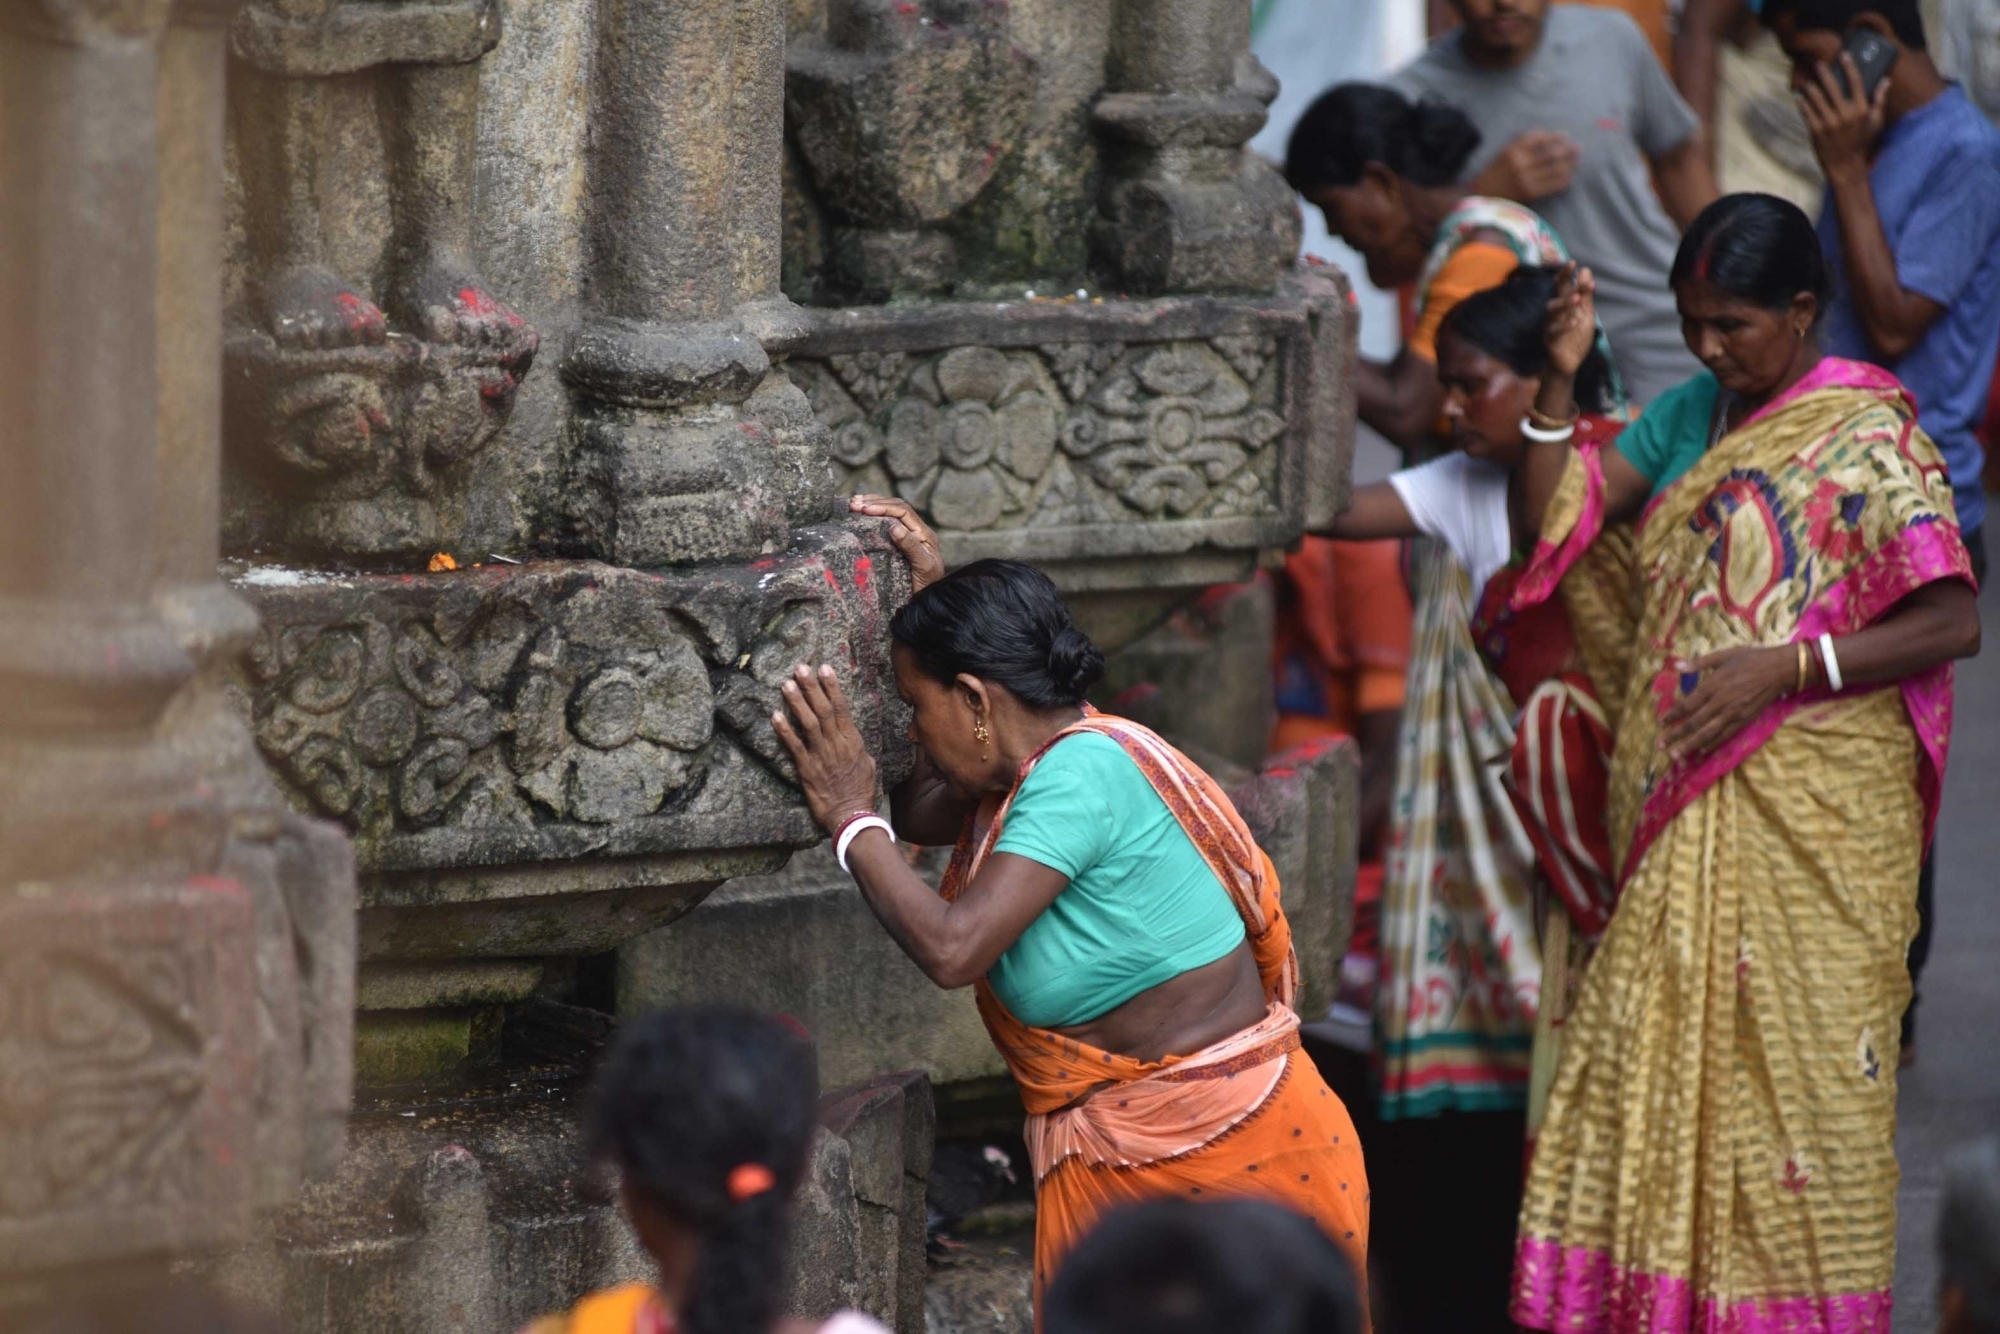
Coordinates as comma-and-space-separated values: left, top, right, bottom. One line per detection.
973, 719, 991, 744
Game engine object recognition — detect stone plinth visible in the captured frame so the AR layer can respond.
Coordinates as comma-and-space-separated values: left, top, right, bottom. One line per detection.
787, 274, 1355, 647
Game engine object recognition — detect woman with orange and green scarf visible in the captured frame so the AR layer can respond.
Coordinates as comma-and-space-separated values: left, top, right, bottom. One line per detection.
1509, 193, 1980, 1332
771, 499, 1370, 1317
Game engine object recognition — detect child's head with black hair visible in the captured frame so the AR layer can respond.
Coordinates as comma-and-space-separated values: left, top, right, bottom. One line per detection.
587, 1007, 819, 1334
1044, 1198, 1364, 1334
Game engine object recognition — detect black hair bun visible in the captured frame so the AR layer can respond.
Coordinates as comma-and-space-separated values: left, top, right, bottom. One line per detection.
1408, 97, 1483, 184
1047, 626, 1106, 704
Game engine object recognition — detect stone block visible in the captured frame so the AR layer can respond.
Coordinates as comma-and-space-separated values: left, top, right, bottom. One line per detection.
229, 524, 908, 878
211, 1023, 930, 1334
1229, 736, 1360, 1021
1096, 579, 1276, 772
787, 272, 1356, 648
0, 878, 257, 1279
618, 846, 1002, 1093
820, 1069, 935, 1334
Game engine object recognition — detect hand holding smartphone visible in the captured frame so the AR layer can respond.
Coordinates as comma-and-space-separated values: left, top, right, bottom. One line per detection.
1833, 27, 1899, 102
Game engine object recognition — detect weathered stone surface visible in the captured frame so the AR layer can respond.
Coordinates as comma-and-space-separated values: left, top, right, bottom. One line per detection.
0, 6, 362, 1298
227, 522, 911, 879
786, 0, 1038, 298
0, 879, 257, 1278
224, 2, 538, 562
819, 1071, 934, 1334
357, 959, 548, 1011
1096, 580, 1277, 773
210, 1017, 934, 1334
1092, 7, 1293, 296
1230, 737, 1361, 1020
788, 274, 1356, 621
619, 845, 1001, 1093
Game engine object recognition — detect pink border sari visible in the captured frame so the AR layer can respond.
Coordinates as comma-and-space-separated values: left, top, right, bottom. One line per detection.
1508, 359, 1973, 1334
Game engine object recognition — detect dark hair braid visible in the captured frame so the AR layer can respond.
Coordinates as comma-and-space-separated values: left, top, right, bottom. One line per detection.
586, 1007, 819, 1334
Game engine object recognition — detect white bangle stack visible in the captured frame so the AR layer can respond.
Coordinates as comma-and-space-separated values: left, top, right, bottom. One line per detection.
1817, 632, 1844, 692
836, 815, 894, 873
1520, 415, 1577, 444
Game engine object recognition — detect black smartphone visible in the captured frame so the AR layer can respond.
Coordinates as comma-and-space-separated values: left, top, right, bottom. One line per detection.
1834, 28, 1900, 100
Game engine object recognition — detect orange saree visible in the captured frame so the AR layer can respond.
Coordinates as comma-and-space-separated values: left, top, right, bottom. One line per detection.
941, 713, 1371, 1313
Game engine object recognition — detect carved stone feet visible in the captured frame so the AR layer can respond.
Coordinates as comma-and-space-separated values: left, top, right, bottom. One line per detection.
226, 271, 538, 562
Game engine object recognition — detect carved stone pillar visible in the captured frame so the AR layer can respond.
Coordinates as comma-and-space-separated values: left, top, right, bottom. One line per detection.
561, 0, 835, 566
1092, 0, 1295, 295
0, 0, 355, 1301
786, 0, 1038, 299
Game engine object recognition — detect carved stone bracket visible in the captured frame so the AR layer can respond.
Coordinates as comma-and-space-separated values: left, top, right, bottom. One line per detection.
1092, 0, 1295, 296
788, 273, 1356, 605
223, 0, 535, 561
226, 325, 536, 560
226, 522, 909, 974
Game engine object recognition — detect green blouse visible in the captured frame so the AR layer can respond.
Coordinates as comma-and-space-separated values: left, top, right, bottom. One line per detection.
1616, 371, 1724, 498
987, 732, 1247, 1028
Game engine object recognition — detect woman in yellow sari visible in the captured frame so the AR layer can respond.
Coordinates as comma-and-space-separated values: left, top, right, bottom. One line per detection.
1507, 192, 1980, 1332
772, 502, 1370, 1319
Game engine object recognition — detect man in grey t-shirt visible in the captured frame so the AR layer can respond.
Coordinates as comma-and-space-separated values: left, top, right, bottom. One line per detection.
1398, 0, 1720, 404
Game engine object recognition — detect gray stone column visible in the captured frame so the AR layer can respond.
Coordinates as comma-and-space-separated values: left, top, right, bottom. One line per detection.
563, 0, 835, 565
1092, 0, 1295, 295
0, 0, 354, 1299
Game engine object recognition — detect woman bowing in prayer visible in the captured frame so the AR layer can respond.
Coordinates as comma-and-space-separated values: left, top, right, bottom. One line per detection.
772, 508, 1370, 1316
1510, 193, 1980, 1331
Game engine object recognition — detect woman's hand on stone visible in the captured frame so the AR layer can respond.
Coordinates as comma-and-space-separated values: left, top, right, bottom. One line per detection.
1544, 262, 1598, 379
772, 663, 879, 833
849, 494, 945, 593
1660, 644, 1793, 761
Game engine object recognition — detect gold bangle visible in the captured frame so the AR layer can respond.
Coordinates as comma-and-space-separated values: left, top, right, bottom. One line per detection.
1795, 641, 1810, 695
1528, 404, 1581, 432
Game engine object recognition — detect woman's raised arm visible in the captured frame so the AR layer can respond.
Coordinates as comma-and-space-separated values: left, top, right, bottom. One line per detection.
1524, 265, 1655, 537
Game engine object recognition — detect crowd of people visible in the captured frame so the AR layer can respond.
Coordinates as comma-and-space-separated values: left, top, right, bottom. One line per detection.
516, 1, 2000, 1331
123, 0, 1995, 1330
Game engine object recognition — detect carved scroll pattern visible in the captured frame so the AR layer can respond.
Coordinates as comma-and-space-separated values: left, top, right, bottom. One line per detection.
234, 578, 849, 840
790, 335, 1286, 533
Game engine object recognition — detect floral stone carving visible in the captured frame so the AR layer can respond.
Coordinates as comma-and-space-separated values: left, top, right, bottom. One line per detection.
227, 523, 909, 876
787, 278, 1355, 572
800, 340, 1282, 531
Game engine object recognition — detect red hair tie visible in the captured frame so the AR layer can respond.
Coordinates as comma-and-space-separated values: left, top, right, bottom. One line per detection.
727, 1163, 776, 1203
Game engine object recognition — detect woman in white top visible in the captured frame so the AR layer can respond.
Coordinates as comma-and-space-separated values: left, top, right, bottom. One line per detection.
1303, 267, 1627, 1232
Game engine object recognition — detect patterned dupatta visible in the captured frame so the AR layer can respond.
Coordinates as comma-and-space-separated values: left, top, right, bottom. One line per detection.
1514, 358, 1973, 879
938, 711, 1300, 1179
1374, 197, 1633, 1121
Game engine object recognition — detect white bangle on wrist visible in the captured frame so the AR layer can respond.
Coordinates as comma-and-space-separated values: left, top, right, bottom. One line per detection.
1818, 632, 1844, 692
1520, 415, 1577, 444
836, 815, 894, 873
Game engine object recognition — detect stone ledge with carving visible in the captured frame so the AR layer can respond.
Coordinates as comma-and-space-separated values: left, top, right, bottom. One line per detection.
787, 271, 1356, 576
226, 521, 910, 882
